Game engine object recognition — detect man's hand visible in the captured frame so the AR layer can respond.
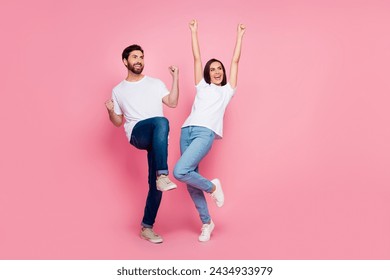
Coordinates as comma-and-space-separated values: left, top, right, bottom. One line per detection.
105, 99, 123, 127
105, 99, 114, 111
163, 66, 179, 108
169, 65, 179, 78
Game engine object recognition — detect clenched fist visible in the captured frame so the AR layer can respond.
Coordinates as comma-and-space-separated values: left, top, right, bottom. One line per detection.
237, 24, 246, 36
105, 99, 114, 111
189, 19, 198, 32
169, 65, 179, 77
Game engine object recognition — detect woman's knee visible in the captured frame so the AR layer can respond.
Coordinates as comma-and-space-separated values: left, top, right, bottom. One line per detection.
173, 163, 185, 181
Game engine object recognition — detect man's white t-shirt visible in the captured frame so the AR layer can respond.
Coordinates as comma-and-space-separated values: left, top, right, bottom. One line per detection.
112, 76, 169, 141
182, 79, 236, 139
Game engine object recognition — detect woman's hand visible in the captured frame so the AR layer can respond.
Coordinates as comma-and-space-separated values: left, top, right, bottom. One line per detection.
189, 19, 198, 32
237, 23, 246, 37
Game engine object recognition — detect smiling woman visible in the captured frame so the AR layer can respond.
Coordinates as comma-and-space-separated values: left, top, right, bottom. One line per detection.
173, 19, 246, 242
204, 58, 227, 86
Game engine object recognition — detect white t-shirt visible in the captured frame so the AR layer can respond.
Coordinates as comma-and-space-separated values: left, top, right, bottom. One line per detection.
182, 79, 236, 139
112, 76, 169, 141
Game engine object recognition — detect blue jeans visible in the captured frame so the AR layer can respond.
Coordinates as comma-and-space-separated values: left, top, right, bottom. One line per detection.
173, 126, 215, 224
130, 117, 170, 228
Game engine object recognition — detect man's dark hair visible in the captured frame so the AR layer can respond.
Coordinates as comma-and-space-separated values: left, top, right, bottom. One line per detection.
203, 58, 227, 86
122, 44, 144, 60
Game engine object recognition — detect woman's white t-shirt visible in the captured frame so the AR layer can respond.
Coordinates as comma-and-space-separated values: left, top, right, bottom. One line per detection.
182, 79, 236, 139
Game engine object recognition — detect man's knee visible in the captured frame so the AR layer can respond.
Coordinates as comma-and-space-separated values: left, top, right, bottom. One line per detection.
153, 117, 169, 141
154, 117, 169, 128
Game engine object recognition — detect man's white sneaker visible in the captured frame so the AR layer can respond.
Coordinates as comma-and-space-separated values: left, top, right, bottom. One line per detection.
210, 179, 224, 207
140, 227, 163, 244
156, 175, 177, 191
199, 220, 215, 242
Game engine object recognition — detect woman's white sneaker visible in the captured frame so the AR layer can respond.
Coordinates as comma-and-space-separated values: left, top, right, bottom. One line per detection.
199, 220, 215, 242
210, 179, 224, 207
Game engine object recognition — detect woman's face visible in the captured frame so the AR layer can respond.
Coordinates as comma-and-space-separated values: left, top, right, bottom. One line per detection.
209, 61, 224, 86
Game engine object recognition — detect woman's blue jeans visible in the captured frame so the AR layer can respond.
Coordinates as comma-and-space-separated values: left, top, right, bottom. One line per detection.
173, 126, 215, 224
130, 117, 169, 228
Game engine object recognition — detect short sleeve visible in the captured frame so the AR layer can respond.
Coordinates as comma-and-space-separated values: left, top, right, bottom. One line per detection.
195, 78, 210, 89
224, 82, 237, 98
112, 90, 123, 115
195, 78, 208, 88
157, 79, 169, 98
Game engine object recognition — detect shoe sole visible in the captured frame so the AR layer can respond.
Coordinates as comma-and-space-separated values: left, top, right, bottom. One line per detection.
140, 234, 163, 244
156, 184, 177, 192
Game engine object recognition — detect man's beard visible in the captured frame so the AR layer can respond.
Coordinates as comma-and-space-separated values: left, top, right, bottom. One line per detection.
127, 63, 144, 74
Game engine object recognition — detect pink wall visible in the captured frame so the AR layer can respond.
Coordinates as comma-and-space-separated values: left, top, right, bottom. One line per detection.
1, 0, 389, 259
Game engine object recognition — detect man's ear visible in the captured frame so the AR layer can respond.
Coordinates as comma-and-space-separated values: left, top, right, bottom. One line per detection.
123, 58, 128, 67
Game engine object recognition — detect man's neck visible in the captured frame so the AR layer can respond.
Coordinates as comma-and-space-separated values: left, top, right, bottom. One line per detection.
126, 72, 145, 82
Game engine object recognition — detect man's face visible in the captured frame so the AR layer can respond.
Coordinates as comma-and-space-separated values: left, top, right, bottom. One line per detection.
124, 50, 144, 74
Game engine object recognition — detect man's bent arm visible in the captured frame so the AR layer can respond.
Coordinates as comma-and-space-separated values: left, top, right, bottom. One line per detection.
163, 66, 179, 108
105, 99, 123, 127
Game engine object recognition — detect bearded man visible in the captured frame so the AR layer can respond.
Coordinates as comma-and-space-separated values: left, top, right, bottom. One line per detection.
105, 44, 179, 243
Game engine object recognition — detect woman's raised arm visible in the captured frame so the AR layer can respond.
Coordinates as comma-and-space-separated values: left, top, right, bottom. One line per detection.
229, 24, 246, 88
189, 19, 203, 85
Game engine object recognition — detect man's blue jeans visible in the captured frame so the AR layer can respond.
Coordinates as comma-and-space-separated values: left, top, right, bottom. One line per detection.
130, 117, 169, 228
174, 126, 215, 224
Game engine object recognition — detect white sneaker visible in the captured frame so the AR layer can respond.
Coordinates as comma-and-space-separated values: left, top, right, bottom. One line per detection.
210, 179, 224, 207
140, 227, 163, 244
199, 220, 215, 242
156, 175, 177, 191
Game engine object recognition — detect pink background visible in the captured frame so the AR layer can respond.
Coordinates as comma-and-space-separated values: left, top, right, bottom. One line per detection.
1, 0, 390, 259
